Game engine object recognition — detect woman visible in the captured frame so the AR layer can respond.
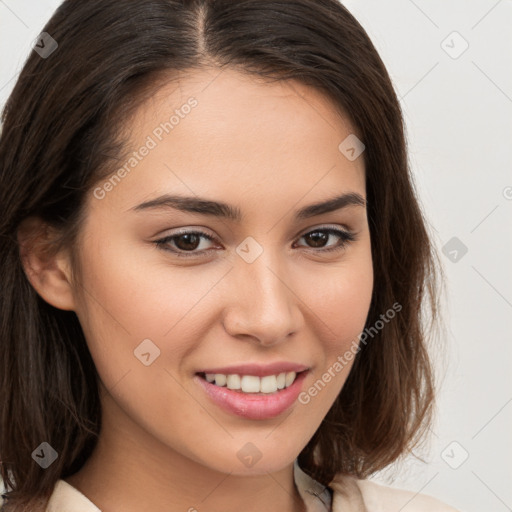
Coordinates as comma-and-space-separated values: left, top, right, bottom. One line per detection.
0, 0, 458, 511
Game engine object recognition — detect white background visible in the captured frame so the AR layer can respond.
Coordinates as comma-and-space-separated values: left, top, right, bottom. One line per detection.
1, 1, 511, 511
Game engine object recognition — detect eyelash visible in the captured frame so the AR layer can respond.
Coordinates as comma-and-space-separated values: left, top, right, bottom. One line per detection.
154, 226, 357, 258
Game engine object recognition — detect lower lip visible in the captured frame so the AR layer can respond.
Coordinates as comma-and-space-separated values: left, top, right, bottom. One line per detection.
194, 371, 308, 420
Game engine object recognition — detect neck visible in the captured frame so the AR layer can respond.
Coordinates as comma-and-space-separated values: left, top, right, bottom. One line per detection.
65, 391, 306, 512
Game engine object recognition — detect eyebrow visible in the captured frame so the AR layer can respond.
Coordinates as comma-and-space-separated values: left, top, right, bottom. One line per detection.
131, 191, 366, 221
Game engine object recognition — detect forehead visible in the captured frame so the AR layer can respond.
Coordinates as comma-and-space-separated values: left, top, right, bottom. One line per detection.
94, 67, 365, 213
135, 66, 359, 150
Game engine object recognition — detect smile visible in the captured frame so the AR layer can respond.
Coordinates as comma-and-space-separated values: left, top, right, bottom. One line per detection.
199, 371, 299, 394
195, 370, 309, 420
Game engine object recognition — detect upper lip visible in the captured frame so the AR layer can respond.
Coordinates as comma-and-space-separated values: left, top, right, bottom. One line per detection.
196, 362, 310, 377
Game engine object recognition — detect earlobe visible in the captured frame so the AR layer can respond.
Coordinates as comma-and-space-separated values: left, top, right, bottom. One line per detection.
17, 216, 76, 311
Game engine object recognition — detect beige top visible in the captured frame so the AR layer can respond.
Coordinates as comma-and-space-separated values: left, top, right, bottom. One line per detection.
1, 460, 460, 511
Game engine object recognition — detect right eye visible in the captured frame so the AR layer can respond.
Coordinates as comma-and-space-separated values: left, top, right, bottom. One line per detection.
154, 229, 218, 258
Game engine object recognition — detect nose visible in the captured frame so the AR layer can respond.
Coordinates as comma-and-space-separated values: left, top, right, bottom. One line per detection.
221, 252, 305, 347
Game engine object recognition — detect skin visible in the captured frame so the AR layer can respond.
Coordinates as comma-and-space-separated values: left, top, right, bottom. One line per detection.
20, 68, 373, 512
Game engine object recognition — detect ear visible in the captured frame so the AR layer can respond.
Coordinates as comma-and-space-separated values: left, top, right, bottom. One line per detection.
17, 216, 76, 311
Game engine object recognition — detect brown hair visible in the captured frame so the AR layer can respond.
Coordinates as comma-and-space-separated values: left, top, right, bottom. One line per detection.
0, 0, 445, 510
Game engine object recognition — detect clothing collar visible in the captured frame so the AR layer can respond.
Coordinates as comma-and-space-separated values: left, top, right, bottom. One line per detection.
293, 459, 333, 512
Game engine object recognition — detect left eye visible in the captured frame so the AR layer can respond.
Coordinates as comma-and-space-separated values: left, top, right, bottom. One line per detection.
154, 227, 356, 258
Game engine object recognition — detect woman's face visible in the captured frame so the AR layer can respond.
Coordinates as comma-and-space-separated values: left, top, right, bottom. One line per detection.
72, 68, 373, 476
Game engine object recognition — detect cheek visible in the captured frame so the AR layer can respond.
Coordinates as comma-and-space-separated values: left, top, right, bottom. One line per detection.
308, 248, 373, 346
298, 247, 373, 403
72, 236, 166, 387
72, 233, 229, 391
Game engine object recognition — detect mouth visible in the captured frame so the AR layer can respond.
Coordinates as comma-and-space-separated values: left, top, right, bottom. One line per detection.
194, 369, 310, 420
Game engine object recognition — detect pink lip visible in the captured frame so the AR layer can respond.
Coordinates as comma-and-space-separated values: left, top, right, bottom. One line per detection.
194, 370, 309, 420
196, 362, 309, 377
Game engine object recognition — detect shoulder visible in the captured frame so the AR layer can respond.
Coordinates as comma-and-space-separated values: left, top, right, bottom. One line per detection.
0, 479, 101, 512
355, 478, 460, 512
328, 474, 461, 512
45, 480, 101, 512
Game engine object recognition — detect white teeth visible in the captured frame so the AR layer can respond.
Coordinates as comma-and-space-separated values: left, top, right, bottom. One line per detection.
241, 375, 261, 393
214, 374, 226, 386
226, 374, 241, 390
203, 371, 298, 393
285, 371, 296, 387
260, 375, 277, 393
